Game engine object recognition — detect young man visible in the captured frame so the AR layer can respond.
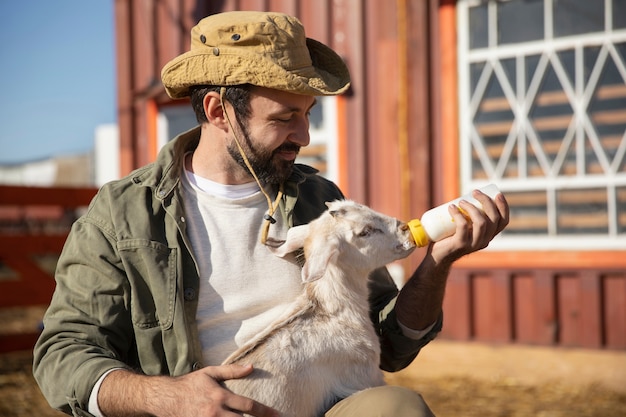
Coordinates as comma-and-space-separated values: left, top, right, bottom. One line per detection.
33, 11, 509, 417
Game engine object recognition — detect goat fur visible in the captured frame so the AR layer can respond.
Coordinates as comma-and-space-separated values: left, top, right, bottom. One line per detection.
221, 200, 416, 417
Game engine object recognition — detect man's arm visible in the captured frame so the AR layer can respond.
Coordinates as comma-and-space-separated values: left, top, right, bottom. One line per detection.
396, 189, 509, 331
97, 366, 278, 417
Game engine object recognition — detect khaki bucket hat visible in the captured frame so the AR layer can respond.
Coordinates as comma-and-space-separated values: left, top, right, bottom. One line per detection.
161, 11, 351, 99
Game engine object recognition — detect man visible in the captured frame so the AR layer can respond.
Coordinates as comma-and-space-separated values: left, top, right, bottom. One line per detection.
33, 10, 509, 417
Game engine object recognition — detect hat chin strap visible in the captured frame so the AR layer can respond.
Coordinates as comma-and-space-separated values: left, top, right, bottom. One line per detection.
219, 87, 284, 245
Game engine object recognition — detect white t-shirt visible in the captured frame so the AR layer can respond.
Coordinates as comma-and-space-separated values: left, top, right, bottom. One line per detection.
182, 168, 304, 365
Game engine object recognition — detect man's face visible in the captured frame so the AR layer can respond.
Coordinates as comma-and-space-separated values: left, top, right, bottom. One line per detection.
226, 86, 316, 185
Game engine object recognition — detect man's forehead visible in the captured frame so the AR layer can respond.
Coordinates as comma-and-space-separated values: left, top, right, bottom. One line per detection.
249, 86, 317, 110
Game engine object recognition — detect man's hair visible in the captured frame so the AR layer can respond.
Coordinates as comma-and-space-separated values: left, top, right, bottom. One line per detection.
189, 85, 252, 124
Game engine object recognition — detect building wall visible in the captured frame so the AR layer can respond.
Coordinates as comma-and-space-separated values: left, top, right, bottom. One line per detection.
114, 0, 625, 349
443, 268, 626, 349
114, 0, 437, 218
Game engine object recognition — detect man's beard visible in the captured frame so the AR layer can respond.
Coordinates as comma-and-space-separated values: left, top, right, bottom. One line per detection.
226, 121, 299, 186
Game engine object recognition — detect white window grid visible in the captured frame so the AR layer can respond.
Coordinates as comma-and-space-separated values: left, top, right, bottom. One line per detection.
457, 0, 626, 250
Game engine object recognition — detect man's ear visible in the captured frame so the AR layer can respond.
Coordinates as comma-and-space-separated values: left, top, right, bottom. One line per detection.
204, 91, 229, 130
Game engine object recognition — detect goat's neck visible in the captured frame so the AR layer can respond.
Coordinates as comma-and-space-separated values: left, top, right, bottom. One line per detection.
305, 265, 371, 316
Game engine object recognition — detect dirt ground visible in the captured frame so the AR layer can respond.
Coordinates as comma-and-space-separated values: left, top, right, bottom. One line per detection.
1, 339, 624, 417
385, 340, 626, 417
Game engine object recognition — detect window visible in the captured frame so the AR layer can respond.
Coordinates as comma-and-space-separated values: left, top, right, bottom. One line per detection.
458, 0, 626, 249
299, 96, 339, 183
157, 105, 197, 151
156, 97, 339, 181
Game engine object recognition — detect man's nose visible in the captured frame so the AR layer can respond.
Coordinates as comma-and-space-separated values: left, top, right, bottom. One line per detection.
289, 118, 311, 147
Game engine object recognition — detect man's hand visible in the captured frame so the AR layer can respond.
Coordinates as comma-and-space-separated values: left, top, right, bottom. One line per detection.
99, 364, 279, 417
395, 189, 509, 331
429, 189, 510, 265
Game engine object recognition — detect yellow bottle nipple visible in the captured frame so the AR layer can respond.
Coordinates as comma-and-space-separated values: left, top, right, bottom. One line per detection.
407, 219, 430, 248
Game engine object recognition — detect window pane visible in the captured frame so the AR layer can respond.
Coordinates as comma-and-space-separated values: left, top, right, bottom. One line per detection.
529, 61, 574, 176
619, 187, 626, 233
554, 0, 605, 37
472, 62, 516, 179
614, 0, 626, 30
556, 188, 608, 234
588, 46, 626, 170
557, 50, 576, 86
525, 54, 542, 90
469, 4, 489, 49
470, 62, 486, 93
309, 100, 324, 130
504, 191, 548, 235
497, 0, 544, 45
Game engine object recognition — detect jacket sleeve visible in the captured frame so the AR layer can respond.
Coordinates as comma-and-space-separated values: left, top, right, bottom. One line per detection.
368, 267, 442, 372
32, 192, 134, 416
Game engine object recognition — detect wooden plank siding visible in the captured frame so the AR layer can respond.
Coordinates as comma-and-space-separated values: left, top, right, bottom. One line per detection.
110, 0, 624, 351
442, 268, 626, 349
0, 185, 97, 352
114, 0, 439, 271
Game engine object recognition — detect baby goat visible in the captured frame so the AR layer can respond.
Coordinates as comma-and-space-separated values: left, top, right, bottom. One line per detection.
222, 200, 417, 417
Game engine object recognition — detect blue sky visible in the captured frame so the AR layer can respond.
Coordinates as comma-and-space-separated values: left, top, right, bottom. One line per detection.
0, 1, 116, 164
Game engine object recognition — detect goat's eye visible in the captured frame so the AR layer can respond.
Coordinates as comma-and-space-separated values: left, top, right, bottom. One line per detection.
357, 226, 382, 237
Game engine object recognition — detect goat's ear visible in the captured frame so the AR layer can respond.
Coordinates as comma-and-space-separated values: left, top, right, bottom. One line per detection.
327, 207, 347, 218
266, 225, 309, 258
301, 237, 338, 283
325, 201, 345, 218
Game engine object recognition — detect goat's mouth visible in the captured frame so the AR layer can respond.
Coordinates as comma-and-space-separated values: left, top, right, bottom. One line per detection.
395, 223, 417, 253
396, 238, 417, 253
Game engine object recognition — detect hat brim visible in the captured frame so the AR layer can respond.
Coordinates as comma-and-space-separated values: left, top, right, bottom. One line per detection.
161, 37, 350, 99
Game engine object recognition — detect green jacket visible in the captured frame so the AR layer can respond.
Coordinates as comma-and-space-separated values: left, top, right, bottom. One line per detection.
33, 127, 442, 416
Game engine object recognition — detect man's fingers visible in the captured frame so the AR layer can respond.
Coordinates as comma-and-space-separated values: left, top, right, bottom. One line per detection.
494, 192, 510, 233
455, 191, 503, 249
224, 394, 279, 417
197, 365, 279, 417
469, 189, 509, 234
202, 364, 255, 381
216, 366, 280, 417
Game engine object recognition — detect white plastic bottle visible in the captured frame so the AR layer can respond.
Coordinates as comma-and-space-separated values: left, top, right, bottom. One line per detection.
407, 184, 501, 247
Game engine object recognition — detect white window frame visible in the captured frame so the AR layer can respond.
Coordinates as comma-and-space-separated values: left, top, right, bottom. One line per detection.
457, 0, 626, 250
307, 96, 339, 183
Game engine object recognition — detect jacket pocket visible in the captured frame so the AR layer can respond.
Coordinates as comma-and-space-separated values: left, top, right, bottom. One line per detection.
118, 239, 177, 330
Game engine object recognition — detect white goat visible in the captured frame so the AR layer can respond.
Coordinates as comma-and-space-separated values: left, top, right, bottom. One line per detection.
221, 200, 417, 417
